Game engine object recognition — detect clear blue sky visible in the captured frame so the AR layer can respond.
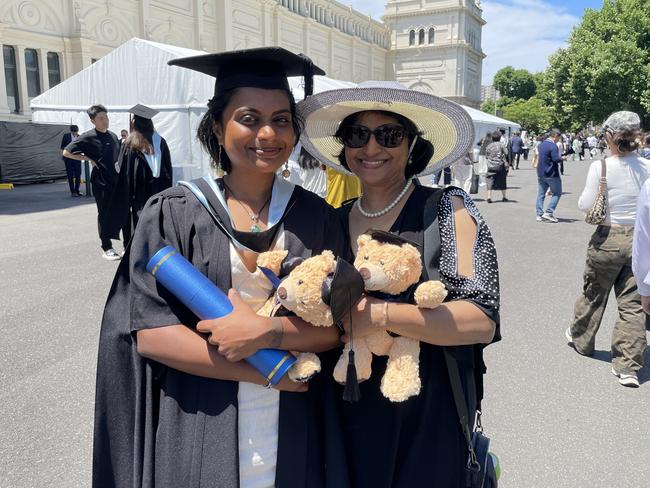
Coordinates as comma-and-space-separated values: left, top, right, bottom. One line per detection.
349, 0, 604, 84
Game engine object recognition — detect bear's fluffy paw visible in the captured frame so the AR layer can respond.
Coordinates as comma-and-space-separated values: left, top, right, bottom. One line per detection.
414, 280, 448, 309
288, 353, 321, 382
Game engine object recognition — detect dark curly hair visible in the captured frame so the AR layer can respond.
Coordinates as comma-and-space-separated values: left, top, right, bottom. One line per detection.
197, 87, 303, 172
333, 110, 434, 179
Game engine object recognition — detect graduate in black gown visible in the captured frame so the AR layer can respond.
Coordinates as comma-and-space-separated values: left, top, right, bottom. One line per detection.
92, 48, 349, 488
110, 104, 173, 240
298, 81, 501, 487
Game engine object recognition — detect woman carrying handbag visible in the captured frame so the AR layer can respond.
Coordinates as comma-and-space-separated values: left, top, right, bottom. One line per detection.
567, 111, 650, 388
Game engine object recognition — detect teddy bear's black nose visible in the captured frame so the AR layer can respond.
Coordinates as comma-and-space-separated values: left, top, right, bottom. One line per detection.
359, 267, 371, 280
277, 287, 287, 300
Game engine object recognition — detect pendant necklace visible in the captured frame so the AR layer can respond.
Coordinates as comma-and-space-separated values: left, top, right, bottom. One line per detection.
222, 180, 273, 233
356, 180, 412, 218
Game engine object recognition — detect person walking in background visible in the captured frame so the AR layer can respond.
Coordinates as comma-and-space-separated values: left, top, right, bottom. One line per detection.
451, 151, 474, 193
568, 111, 650, 388
485, 130, 509, 203
572, 135, 582, 161
633, 178, 650, 315
639, 133, 650, 158
511, 131, 523, 169
110, 104, 173, 241
522, 133, 531, 160
60, 125, 82, 197
556, 134, 566, 175
62, 104, 122, 260
535, 129, 565, 222
118, 129, 128, 147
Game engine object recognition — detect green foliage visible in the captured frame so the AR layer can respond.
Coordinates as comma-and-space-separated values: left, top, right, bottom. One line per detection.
545, 0, 650, 127
501, 97, 554, 134
493, 66, 537, 100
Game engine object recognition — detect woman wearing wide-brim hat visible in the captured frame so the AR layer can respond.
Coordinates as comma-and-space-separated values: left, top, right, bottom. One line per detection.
298, 81, 501, 486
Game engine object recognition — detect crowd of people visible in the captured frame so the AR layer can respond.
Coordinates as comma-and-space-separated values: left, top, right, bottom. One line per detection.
52, 44, 650, 488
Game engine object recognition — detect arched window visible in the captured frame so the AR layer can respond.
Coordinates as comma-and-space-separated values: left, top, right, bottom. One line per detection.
409, 30, 415, 46
418, 29, 425, 45
428, 28, 435, 44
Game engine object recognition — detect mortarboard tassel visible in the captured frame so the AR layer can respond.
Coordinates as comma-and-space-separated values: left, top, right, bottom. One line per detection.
299, 53, 314, 97
342, 290, 361, 402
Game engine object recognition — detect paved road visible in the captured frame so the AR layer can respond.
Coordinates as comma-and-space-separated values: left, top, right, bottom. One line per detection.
0, 160, 648, 487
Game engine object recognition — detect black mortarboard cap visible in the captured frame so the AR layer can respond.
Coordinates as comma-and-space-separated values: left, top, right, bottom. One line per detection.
167, 46, 325, 97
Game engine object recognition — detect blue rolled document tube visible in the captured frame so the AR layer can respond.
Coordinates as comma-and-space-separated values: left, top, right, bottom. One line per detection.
146, 245, 295, 385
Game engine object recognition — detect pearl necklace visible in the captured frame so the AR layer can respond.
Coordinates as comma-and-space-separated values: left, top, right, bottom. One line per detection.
356, 180, 412, 218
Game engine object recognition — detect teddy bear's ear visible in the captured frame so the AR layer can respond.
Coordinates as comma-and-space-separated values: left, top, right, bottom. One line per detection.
357, 234, 372, 249
321, 250, 337, 273
401, 242, 421, 258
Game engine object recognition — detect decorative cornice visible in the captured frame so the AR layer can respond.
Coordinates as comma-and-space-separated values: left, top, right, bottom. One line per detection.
392, 42, 486, 59
383, 6, 486, 26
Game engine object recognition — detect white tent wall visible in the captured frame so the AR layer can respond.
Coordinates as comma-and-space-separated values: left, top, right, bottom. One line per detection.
31, 37, 518, 182
31, 38, 214, 182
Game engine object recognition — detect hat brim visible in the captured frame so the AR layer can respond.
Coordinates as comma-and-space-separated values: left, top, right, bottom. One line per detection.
297, 87, 474, 177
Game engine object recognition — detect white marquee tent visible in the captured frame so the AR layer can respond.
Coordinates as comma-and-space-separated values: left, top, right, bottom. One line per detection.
31, 38, 519, 182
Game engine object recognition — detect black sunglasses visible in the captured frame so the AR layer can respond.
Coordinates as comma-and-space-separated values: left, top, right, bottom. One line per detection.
340, 124, 407, 148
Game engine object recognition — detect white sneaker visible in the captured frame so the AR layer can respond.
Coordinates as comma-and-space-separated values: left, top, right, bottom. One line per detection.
102, 249, 121, 261
541, 213, 558, 223
611, 367, 639, 388
536, 215, 543, 222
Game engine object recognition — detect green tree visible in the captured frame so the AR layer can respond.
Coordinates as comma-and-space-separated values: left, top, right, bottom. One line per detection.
545, 0, 650, 127
493, 66, 537, 100
501, 97, 554, 134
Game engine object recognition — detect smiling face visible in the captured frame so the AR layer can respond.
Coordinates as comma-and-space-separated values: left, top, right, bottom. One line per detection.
342, 111, 410, 187
214, 87, 295, 175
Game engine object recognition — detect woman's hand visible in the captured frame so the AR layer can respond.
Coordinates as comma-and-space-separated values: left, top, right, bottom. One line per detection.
642, 295, 650, 315
340, 295, 385, 343
196, 289, 271, 362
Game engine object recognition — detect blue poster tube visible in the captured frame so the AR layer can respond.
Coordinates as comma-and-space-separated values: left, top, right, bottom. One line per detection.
146, 245, 295, 385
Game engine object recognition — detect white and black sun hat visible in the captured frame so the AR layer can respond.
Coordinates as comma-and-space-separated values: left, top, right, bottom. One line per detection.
296, 81, 475, 177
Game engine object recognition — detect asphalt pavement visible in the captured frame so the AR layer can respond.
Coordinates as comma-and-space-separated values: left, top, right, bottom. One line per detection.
0, 159, 648, 487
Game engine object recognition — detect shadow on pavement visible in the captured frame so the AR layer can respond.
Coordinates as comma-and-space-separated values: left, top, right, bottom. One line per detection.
0, 181, 95, 215
580, 348, 650, 385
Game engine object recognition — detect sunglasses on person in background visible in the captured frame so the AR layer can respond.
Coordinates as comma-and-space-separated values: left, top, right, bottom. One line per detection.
340, 124, 407, 148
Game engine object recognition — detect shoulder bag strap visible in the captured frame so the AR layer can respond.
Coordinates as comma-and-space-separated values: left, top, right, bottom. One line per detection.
599, 159, 607, 192
423, 188, 480, 481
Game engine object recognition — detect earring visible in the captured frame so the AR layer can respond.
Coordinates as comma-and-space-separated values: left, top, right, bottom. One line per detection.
282, 161, 291, 178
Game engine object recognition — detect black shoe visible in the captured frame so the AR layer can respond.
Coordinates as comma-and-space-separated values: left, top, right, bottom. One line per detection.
502, 197, 509, 202
75, 192, 83, 197
487, 198, 492, 204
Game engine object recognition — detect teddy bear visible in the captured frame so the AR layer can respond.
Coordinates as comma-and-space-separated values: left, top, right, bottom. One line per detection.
256, 249, 364, 383
333, 231, 448, 402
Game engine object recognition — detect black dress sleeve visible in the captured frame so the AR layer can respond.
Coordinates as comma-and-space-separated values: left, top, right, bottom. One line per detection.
127, 187, 198, 332
438, 187, 501, 343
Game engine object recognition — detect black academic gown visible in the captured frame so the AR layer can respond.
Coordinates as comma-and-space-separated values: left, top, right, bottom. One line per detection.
92, 182, 350, 488
110, 138, 173, 237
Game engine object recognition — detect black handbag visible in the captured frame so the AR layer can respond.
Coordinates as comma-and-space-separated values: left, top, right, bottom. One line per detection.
444, 349, 498, 488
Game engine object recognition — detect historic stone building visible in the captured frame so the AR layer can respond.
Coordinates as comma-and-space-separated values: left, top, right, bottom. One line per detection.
0, 0, 485, 121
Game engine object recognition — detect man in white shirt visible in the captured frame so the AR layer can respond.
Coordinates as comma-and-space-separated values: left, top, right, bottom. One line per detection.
633, 179, 650, 314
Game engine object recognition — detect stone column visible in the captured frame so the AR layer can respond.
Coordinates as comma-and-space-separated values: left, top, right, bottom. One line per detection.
38, 48, 49, 94
15, 45, 30, 116
216, 0, 233, 51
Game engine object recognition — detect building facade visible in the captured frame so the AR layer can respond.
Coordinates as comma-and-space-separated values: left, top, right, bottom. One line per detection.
0, 0, 485, 122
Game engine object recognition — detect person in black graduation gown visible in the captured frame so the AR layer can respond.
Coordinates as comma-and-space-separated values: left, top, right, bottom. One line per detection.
298, 81, 502, 487
92, 47, 350, 488
63, 104, 123, 260
110, 104, 173, 241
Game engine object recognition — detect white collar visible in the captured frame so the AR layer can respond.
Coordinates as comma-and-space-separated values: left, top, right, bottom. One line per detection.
202, 174, 295, 228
